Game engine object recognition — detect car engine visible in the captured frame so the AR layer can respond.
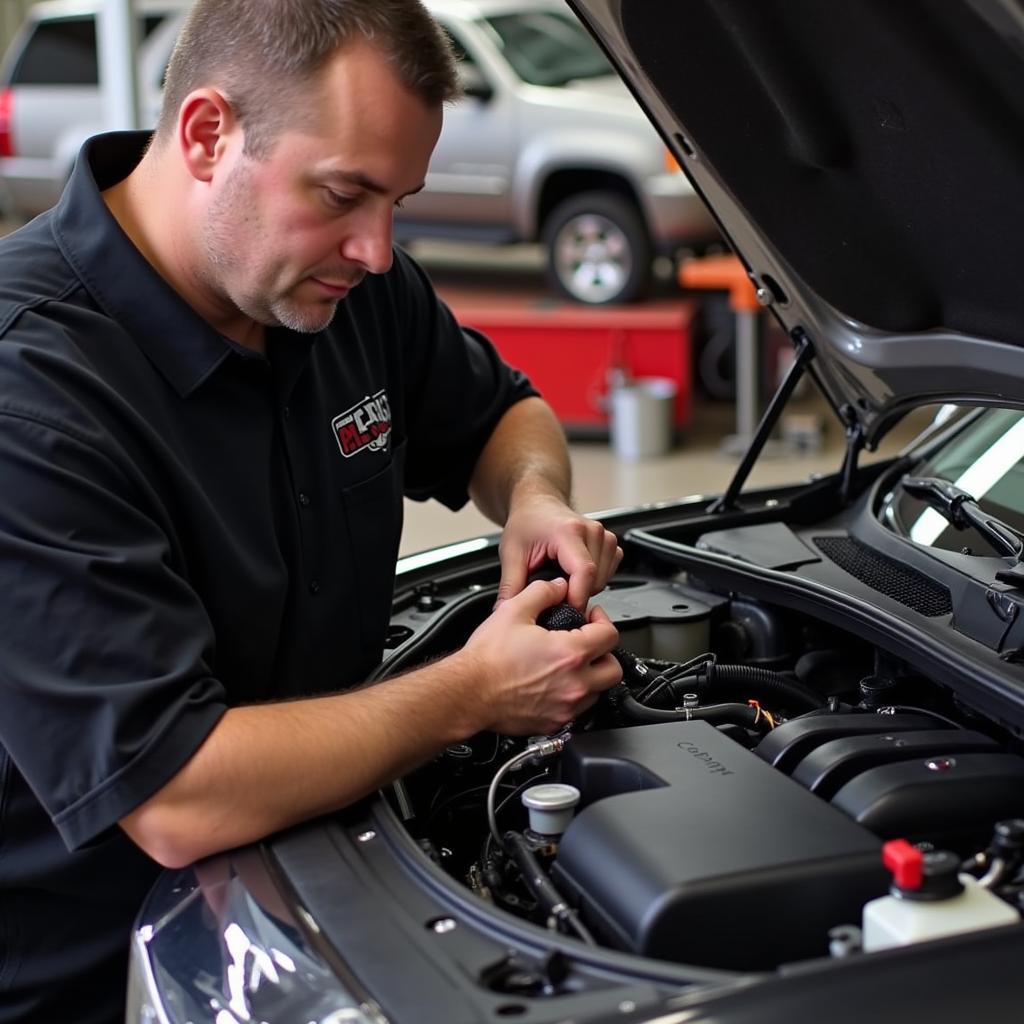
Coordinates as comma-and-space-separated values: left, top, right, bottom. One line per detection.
396, 576, 1024, 971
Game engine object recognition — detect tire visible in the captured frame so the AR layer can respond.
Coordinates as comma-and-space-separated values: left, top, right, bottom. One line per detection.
541, 191, 654, 305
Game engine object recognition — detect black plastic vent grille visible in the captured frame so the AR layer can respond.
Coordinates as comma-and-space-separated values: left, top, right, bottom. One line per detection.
811, 536, 952, 617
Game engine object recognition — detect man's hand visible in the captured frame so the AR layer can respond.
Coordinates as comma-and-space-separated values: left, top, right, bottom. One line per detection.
496, 491, 622, 611
468, 398, 623, 611
461, 577, 622, 735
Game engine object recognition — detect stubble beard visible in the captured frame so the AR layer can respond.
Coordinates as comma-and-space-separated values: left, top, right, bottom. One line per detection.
200, 161, 340, 335
263, 292, 339, 334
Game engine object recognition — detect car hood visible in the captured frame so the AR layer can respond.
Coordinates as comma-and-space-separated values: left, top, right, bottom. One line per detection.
567, 0, 1024, 446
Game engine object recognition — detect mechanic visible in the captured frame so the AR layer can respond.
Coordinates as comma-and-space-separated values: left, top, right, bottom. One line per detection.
0, 2, 624, 1022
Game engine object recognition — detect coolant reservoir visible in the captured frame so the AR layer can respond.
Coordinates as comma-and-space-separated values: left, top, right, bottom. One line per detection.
598, 580, 718, 662
862, 839, 1019, 951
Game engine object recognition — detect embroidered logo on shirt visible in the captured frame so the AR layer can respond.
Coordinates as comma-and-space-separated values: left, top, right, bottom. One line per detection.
332, 389, 392, 458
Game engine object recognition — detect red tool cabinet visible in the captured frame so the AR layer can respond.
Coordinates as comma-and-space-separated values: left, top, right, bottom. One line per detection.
443, 289, 696, 437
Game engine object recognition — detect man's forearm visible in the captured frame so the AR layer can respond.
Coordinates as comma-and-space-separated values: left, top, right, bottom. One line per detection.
121, 653, 484, 867
122, 576, 623, 868
469, 396, 573, 525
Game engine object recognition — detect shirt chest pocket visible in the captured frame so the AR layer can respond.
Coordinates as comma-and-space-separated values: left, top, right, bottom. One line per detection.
338, 440, 406, 660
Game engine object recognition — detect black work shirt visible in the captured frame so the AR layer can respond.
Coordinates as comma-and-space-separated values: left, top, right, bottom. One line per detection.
0, 132, 535, 1024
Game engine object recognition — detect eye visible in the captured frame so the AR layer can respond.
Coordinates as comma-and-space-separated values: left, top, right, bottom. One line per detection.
322, 188, 356, 211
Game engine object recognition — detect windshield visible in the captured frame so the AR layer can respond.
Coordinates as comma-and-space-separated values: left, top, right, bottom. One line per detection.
482, 11, 615, 87
885, 408, 1024, 556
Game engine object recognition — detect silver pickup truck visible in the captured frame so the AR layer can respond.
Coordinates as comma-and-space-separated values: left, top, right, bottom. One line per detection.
0, 0, 720, 303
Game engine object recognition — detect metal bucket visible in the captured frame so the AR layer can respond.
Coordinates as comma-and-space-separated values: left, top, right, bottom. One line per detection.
610, 377, 677, 459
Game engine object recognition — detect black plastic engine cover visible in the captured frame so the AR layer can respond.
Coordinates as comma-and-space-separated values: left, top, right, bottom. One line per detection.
755, 712, 945, 773
552, 721, 888, 970
831, 752, 1024, 851
791, 728, 999, 799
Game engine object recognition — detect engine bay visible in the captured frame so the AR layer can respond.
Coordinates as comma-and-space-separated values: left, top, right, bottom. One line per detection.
392, 566, 1024, 972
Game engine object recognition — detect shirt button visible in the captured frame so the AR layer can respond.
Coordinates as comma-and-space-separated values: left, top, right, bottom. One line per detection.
283, 405, 290, 419
309, 578, 321, 595
298, 492, 311, 507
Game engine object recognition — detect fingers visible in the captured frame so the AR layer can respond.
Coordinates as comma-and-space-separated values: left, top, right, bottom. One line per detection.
494, 547, 530, 609
558, 532, 598, 610
500, 582, 618, 656
475, 583, 623, 736
568, 608, 622, 694
506, 587, 620, 675
499, 576, 568, 620
593, 532, 624, 595
576, 610, 620, 658
587, 650, 623, 690
495, 498, 622, 612
563, 523, 623, 610
551, 653, 622, 731
564, 560, 597, 612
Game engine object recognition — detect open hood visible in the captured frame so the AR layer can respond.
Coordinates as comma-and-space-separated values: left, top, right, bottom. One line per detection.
568, 0, 1024, 446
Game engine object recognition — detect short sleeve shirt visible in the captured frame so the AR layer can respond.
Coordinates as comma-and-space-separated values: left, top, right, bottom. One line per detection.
0, 132, 535, 1023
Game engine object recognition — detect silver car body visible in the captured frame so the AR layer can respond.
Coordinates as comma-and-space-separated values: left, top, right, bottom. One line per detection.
395, 0, 714, 247
0, 0, 718, 303
0, 0, 182, 214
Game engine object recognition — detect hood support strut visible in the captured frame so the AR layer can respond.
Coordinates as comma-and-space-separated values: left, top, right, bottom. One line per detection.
839, 403, 866, 506
710, 330, 814, 513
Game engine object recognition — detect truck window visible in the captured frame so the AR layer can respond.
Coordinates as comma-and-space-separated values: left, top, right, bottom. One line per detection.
11, 17, 99, 86
10, 14, 168, 87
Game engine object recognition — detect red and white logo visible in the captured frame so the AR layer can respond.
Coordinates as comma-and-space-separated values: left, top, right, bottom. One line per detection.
332, 389, 392, 458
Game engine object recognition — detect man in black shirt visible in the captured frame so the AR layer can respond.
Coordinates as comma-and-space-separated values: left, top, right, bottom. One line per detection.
0, 2, 623, 1021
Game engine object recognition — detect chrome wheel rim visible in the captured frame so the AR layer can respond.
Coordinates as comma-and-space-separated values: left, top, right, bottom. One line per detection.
553, 211, 633, 303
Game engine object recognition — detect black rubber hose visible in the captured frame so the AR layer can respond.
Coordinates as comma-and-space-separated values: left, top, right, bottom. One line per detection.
701, 663, 826, 711
618, 693, 765, 729
504, 831, 596, 945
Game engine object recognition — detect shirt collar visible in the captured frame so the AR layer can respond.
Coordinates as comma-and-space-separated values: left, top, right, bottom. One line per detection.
52, 131, 267, 397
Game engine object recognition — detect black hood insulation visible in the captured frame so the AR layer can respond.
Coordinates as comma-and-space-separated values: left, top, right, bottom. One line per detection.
620, 0, 1024, 344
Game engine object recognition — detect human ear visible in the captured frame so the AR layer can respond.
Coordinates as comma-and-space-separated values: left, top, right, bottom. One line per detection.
177, 88, 237, 183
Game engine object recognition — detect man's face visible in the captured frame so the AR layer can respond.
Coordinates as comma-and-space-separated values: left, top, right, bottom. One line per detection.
200, 41, 442, 334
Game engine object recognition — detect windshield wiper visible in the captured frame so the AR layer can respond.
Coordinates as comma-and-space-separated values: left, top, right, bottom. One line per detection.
901, 476, 1024, 561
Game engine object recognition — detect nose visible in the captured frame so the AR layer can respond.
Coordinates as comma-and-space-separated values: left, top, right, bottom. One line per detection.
341, 203, 394, 276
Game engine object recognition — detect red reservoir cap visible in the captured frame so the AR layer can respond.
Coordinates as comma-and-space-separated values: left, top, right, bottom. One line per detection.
882, 838, 924, 890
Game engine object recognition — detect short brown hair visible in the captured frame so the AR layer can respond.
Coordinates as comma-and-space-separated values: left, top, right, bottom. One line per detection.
156, 0, 460, 157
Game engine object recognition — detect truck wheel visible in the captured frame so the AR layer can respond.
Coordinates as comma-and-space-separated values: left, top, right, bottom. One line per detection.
542, 191, 653, 305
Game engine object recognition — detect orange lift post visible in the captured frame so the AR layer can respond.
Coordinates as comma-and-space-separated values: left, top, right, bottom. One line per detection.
677, 253, 767, 453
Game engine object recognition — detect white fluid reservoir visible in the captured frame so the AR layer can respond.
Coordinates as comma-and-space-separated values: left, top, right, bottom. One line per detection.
863, 841, 1019, 952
